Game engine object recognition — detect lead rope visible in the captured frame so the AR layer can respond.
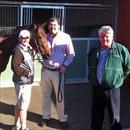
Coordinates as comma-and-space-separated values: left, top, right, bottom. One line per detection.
33, 37, 43, 63
57, 72, 67, 115
58, 72, 64, 103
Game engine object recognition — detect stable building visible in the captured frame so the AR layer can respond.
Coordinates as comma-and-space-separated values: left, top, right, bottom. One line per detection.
0, 0, 129, 87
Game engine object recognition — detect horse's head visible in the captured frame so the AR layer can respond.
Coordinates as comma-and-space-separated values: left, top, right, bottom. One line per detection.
29, 23, 51, 60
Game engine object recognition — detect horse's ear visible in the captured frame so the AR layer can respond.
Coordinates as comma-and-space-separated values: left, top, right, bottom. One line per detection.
31, 21, 37, 30
34, 24, 38, 30
42, 22, 47, 28
41, 22, 48, 33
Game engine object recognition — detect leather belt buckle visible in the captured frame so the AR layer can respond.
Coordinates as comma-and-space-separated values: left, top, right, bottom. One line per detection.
45, 67, 59, 71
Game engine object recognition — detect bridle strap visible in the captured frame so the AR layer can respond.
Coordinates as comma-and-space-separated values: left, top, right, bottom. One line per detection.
33, 36, 43, 63
58, 72, 64, 103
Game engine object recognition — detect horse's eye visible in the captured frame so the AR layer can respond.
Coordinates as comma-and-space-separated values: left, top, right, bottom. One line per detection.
36, 35, 41, 39
38, 36, 42, 39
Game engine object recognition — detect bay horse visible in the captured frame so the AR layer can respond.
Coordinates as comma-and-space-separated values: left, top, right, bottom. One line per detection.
0, 23, 51, 74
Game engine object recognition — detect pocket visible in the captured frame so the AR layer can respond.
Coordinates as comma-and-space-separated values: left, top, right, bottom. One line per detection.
21, 76, 28, 81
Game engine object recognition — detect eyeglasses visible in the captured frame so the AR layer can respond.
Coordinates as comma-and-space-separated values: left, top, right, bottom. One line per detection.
20, 36, 30, 39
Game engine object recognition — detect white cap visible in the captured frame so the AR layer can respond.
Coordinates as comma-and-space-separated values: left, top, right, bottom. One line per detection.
18, 30, 30, 38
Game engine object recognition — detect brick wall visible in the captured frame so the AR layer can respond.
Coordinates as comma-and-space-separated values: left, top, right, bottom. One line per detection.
116, 0, 130, 86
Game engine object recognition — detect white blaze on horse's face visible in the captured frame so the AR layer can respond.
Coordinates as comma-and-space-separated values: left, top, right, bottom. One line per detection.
48, 20, 60, 37
19, 36, 31, 46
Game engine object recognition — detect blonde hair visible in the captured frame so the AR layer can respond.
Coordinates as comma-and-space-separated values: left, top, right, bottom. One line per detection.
98, 25, 114, 36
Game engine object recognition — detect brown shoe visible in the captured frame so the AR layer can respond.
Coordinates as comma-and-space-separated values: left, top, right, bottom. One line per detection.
59, 121, 69, 129
39, 119, 50, 127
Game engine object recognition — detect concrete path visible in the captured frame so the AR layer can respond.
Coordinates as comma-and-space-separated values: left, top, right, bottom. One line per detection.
0, 83, 130, 130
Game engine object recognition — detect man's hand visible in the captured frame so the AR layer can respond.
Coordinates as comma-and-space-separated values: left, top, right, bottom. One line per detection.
59, 64, 67, 73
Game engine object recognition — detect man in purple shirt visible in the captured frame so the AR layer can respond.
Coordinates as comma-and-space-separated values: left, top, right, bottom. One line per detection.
39, 17, 75, 129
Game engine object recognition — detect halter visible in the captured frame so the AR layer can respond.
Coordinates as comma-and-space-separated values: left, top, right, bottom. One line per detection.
31, 24, 50, 62
33, 36, 45, 63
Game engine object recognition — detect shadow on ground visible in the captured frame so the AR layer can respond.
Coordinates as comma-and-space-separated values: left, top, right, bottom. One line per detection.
0, 102, 62, 130
0, 83, 130, 130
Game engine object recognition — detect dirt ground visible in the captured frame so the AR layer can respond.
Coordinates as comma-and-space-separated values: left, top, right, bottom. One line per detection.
0, 83, 130, 130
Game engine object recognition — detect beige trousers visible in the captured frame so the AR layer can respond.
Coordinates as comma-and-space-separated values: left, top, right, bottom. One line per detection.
14, 83, 32, 129
40, 69, 68, 122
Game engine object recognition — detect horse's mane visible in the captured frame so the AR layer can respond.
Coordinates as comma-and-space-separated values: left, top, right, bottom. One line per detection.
0, 25, 34, 43
0, 24, 39, 36
0, 27, 18, 37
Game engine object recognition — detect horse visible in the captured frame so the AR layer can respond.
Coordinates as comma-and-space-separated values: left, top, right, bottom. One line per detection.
0, 23, 51, 74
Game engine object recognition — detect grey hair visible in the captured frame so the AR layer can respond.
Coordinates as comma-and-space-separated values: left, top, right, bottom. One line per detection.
98, 25, 114, 36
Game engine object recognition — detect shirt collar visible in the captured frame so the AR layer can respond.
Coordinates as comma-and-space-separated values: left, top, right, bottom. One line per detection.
19, 44, 31, 52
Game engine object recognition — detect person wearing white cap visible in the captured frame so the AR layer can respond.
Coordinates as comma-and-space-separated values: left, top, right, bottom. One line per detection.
18, 29, 30, 39
11, 30, 34, 130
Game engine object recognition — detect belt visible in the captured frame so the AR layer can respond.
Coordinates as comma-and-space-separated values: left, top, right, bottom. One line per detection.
44, 67, 59, 71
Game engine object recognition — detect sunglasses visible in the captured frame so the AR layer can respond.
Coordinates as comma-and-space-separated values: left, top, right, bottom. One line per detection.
20, 36, 30, 39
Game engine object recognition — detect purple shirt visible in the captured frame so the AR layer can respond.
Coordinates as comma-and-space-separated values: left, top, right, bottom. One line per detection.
42, 31, 75, 68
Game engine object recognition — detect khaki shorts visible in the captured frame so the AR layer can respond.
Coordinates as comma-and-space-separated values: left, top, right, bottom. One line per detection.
14, 83, 32, 110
